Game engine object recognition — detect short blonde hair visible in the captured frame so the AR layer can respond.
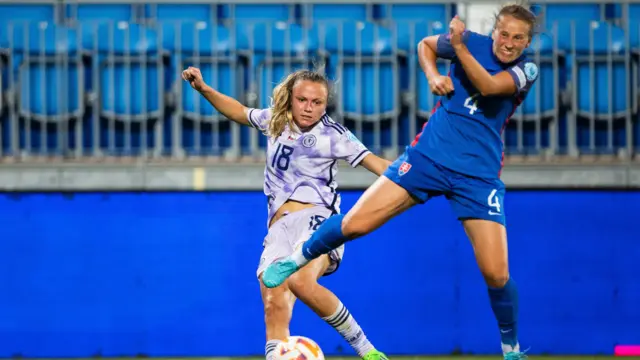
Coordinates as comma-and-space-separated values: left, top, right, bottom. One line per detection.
494, 2, 538, 40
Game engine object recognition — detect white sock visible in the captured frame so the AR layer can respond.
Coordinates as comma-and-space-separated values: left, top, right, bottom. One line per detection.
502, 342, 520, 354
291, 245, 310, 267
322, 301, 375, 357
266, 339, 282, 360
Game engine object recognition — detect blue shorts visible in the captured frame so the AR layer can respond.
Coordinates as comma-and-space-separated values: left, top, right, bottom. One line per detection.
384, 146, 507, 226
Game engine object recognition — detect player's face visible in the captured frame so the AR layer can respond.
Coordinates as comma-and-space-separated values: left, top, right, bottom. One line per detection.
291, 80, 328, 130
491, 15, 531, 63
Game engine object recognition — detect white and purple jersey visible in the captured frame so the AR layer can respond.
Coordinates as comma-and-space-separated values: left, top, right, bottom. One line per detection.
247, 108, 371, 227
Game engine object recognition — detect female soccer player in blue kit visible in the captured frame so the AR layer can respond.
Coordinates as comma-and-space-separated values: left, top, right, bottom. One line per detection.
262, 4, 538, 359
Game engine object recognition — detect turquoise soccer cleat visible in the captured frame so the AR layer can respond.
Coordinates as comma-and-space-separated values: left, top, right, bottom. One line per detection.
261, 257, 300, 288
504, 351, 528, 360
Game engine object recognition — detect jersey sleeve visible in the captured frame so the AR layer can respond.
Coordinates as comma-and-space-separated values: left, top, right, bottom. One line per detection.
506, 60, 539, 95
436, 30, 472, 59
333, 129, 371, 168
246, 108, 271, 132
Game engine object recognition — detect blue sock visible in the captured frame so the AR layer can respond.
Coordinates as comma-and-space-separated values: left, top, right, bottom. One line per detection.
488, 278, 519, 351
301, 214, 348, 261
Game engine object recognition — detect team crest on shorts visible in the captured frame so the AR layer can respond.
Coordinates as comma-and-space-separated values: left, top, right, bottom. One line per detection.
398, 161, 412, 176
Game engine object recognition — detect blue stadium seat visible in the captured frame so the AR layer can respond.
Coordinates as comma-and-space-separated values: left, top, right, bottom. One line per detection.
629, 4, 640, 147
145, 3, 216, 23
628, 4, 640, 118
0, 51, 6, 154
236, 22, 319, 109
169, 22, 237, 119
86, 22, 164, 119
565, 22, 632, 116
219, 4, 294, 22
303, 4, 371, 22
0, 3, 56, 27
553, 20, 624, 54
10, 22, 83, 121
83, 22, 165, 155
146, 3, 218, 62
162, 21, 238, 156
605, 3, 622, 23
541, 3, 601, 28
323, 21, 398, 120
628, 2, 640, 116
65, 3, 139, 23
629, 4, 640, 47
0, 3, 57, 50
378, 3, 449, 25
555, 21, 635, 152
3, 22, 84, 155
0, 54, 3, 115
394, 20, 446, 51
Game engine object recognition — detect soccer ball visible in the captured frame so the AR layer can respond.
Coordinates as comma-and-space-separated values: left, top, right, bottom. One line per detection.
274, 336, 325, 360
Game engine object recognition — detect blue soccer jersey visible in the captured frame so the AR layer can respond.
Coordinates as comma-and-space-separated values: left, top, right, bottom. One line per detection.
412, 31, 539, 179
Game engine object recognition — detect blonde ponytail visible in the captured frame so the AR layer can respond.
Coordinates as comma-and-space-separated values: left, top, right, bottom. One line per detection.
268, 72, 298, 138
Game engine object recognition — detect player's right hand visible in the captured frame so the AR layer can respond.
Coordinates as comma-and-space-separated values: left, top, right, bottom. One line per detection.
182, 66, 207, 92
429, 75, 454, 95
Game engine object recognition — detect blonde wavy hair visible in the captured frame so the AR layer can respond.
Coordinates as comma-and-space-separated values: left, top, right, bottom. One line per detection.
267, 69, 330, 138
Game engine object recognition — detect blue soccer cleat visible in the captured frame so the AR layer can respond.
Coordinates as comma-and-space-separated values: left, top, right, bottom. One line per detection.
262, 257, 300, 288
504, 351, 528, 360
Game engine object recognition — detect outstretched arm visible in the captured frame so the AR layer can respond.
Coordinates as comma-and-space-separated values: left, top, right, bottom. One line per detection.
448, 17, 518, 97
360, 154, 392, 176
182, 66, 251, 126
333, 129, 390, 176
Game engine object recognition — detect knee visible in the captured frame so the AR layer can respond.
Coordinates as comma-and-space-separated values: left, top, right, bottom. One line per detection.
287, 273, 317, 300
341, 212, 372, 239
482, 267, 510, 288
263, 291, 289, 321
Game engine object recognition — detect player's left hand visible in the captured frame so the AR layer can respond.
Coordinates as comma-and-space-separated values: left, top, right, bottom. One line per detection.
449, 15, 466, 48
429, 75, 454, 96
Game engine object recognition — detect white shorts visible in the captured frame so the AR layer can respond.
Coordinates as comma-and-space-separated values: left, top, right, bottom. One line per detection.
257, 206, 345, 279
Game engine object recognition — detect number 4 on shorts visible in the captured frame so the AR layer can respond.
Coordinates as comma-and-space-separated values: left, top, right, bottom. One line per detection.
487, 189, 501, 215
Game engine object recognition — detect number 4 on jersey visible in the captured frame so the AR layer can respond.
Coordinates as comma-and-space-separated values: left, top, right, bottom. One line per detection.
464, 94, 479, 115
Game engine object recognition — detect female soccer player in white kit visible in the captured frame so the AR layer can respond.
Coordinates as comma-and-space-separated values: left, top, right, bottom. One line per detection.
182, 67, 391, 360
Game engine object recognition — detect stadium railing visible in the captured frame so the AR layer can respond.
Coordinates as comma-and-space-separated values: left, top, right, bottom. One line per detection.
0, 0, 639, 190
